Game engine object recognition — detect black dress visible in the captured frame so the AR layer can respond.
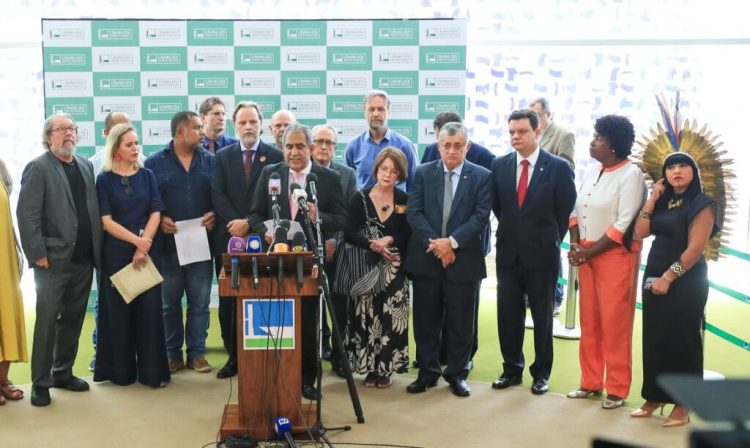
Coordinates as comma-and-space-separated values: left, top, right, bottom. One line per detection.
343, 188, 410, 377
641, 192, 714, 403
94, 169, 170, 387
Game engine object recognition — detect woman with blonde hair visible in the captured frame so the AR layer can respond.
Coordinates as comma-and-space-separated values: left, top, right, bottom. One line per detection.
93, 123, 170, 388
0, 157, 28, 405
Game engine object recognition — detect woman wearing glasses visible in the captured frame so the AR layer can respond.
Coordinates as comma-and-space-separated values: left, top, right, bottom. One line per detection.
341, 147, 411, 389
94, 123, 170, 388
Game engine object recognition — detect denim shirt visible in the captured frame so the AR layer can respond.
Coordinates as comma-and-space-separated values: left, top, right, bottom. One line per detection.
344, 127, 417, 192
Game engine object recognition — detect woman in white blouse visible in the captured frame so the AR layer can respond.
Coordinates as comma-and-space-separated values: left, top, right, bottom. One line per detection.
566, 115, 646, 410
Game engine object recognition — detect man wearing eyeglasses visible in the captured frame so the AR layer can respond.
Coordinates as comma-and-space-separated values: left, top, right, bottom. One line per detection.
310, 124, 356, 375
199, 97, 238, 154
17, 112, 103, 407
145, 111, 216, 375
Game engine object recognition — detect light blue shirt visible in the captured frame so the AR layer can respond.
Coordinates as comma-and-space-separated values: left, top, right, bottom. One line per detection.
344, 127, 417, 192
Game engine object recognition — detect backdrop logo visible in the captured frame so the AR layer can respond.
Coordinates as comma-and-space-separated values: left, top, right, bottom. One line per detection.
145, 28, 181, 40
331, 100, 360, 113
147, 78, 182, 89
287, 101, 322, 113
373, 21, 419, 45
331, 28, 367, 40
97, 29, 133, 40
425, 77, 460, 89
146, 53, 181, 65
243, 299, 295, 349
240, 28, 274, 40
50, 53, 87, 67
100, 103, 135, 114
424, 52, 460, 64
425, 27, 461, 39
378, 77, 414, 90
146, 102, 181, 114
240, 52, 274, 64
99, 54, 134, 65
282, 72, 325, 94
100, 78, 134, 90
286, 28, 320, 40
425, 101, 459, 113
194, 52, 228, 64
193, 28, 227, 40
195, 77, 229, 88
240, 77, 275, 88
331, 77, 366, 89
48, 28, 85, 40
391, 101, 415, 114
286, 52, 321, 64
328, 47, 371, 69
53, 103, 87, 114
148, 127, 171, 138
378, 28, 413, 40
378, 53, 413, 64
50, 79, 87, 90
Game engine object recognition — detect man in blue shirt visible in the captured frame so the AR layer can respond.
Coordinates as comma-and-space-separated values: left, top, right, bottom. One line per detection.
344, 89, 417, 191
199, 97, 238, 154
145, 111, 216, 374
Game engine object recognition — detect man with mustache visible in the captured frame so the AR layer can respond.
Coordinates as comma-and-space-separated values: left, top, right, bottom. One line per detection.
17, 113, 103, 406
345, 89, 418, 191
211, 101, 283, 379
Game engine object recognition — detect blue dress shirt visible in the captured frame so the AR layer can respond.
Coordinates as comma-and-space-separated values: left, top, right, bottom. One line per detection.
344, 127, 417, 191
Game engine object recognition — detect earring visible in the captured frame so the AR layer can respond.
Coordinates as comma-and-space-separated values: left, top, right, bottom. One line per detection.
114, 153, 122, 162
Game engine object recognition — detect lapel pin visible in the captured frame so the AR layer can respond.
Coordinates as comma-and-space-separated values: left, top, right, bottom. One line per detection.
259, 156, 266, 162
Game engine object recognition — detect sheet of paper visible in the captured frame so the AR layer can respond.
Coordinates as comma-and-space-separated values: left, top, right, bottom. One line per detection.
263, 219, 305, 241
174, 217, 212, 266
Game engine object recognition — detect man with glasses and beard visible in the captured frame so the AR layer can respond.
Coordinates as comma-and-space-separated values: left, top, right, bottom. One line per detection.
199, 97, 238, 154
17, 112, 103, 406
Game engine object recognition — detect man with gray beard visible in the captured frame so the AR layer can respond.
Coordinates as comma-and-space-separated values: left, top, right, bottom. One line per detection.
17, 113, 103, 406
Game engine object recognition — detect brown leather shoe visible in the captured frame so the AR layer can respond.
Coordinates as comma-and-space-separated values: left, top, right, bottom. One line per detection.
187, 356, 212, 373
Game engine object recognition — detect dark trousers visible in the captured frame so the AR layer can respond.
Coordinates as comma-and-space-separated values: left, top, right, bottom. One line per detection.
439, 283, 480, 363
412, 275, 478, 383
31, 261, 93, 387
215, 256, 238, 365
496, 260, 558, 380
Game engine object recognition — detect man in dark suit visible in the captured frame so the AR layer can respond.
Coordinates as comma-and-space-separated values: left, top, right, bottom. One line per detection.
17, 112, 103, 406
405, 122, 492, 398
490, 109, 576, 395
310, 123, 357, 372
248, 123, 347, 400
211, 100, 284, 379
420, 111, 494, 369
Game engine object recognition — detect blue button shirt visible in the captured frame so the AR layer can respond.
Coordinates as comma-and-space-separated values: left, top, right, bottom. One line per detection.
145, 142, 215, 253
202, 134, 238, 154
344, 127, 417, 191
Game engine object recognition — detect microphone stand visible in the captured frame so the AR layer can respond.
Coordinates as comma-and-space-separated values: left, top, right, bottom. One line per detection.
300, 196, 364, 447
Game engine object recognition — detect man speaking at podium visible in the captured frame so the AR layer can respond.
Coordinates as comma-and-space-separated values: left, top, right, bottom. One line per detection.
248, 123, 347, 400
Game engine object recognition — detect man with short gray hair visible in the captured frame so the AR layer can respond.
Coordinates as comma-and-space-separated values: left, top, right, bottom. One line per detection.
268, 109, 297, 149
17, 113, 103, 406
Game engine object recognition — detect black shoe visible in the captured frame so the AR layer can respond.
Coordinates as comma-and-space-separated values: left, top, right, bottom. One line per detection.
412, 359, 420, 369
216, 361, 237, 379
331, 362, 347, 378
322, 342, 332, 362
448, 379, 471, 397
491, 374, 522, 389
302, 384, 320, 400
406, 377, 438, 394
53, 376, 90, 392
31, 386, 51, 407
531, 378, 549, 395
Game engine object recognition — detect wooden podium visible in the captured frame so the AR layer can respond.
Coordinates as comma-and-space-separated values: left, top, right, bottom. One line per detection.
218, 252, 318, 440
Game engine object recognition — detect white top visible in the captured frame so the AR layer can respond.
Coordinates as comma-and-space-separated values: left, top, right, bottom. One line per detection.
515, 147, 540, 189
570, 160, 646, 244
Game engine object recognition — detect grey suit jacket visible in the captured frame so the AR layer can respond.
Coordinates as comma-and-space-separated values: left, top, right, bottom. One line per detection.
17, 151, 102, 268
329, 161, 357, 200
540, 121, 575, 170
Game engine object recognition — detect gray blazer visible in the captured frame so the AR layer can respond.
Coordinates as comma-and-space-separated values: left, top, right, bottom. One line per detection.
540, 121, 576, 170
17, 151, 102, 268
330, 161, 357, 200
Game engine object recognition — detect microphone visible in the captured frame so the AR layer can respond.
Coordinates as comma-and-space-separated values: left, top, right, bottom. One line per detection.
246, 234, 262, 289
289, 182, 309, 214
306, 172, 318, 203
274, 416, 297, 448
269, 172, 282, 224
227, 236, 245, 290
272, 226, 288, 286
291, 231, 306, 291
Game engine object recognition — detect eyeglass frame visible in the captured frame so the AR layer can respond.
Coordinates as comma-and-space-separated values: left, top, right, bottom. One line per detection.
120, 175, 134, 196
49, 126, 79, 134
312, 139, 337, 147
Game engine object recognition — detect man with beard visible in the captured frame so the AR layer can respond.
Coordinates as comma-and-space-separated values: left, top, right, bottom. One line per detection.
17, 112, 103, 406
268, 109, 296, 150
199, 97, 238, 154
345, 89, 417, 191
211, 101, 284, 379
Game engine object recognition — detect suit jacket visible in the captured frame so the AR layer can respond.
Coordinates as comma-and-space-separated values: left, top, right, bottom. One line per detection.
404, 160, 491, 282
17, 151, 102, 268
491, 149, 576, 269
540, 121, 575, 170
211, 140, 283, 253
329, 161, 357, 200
248, 162, 348, 244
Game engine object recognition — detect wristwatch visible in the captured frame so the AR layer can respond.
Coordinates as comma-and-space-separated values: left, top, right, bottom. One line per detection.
449, 236, 459, 250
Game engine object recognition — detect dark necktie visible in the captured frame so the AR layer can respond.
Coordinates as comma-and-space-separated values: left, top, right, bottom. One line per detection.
243, 150, 253, 183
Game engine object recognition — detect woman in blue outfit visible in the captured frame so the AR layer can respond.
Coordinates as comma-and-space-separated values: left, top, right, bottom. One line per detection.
93, 123, 170, 388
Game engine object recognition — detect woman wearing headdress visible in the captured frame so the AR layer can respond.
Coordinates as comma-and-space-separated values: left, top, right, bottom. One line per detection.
631, 151, 719, 427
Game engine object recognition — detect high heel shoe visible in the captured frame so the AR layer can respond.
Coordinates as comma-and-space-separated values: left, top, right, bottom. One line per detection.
629, 401, 665, 418
662, 406, 690, 427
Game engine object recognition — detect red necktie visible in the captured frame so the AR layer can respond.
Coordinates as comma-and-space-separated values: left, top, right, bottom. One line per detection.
517, 159, 530, 207
243, 150, 253, 183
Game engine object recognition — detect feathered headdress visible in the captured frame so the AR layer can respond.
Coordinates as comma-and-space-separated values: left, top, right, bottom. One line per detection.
633, 92, 735, 261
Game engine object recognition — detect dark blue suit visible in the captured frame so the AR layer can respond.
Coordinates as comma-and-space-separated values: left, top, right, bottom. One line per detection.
491, 149, 576, 381
405, 160, 491, 382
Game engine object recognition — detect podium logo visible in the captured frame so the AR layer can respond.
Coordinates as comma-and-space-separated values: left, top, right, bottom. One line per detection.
243, 299, 295, 349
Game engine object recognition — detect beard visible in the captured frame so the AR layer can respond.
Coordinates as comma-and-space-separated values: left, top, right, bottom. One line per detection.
241, 133, 258, 148
53, 141, 77, 159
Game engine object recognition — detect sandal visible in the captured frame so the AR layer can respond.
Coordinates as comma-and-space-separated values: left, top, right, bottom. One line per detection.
566, 387, 602, 399
376, 375, 392, 389
364, 372, 378, 388
0, 381, 24, 401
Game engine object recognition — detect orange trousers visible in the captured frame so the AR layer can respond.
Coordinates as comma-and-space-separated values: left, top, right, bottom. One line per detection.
577, 240, 641, 399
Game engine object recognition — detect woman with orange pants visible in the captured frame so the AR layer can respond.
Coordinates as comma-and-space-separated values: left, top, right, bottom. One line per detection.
567, 115, 646, 409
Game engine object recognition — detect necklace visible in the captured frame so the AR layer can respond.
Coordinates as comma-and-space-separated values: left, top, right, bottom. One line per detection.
381, 204, 390, 212
668, 198, 683, 210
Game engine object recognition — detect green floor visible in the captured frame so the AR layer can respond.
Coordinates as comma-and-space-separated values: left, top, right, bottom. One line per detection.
10, 289, 749, 402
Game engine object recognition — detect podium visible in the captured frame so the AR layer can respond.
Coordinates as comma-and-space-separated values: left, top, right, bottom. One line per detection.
218, 252, 318, 440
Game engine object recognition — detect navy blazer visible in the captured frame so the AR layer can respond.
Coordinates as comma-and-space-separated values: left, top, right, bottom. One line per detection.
491, 149, 576, 268
404, 160, 492, 282
247, 162, 348, 243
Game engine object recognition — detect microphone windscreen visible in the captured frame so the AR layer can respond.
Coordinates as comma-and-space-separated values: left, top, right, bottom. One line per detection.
289, 182, 302, 191
291, 231, 305, 251
268, 172, 281, 194
274, 225, 288, 244
306, 173, 317, 184
227, 236, 246, 253
278, 219, 291, 231
246, 234, 262, 253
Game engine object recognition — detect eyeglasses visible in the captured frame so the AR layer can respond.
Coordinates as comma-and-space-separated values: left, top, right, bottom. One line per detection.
120, 175, 134, 196
378, 166, 399, 176
51, 126, 78, 134
207, 111, 226, 117
313, 139, 337, 147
